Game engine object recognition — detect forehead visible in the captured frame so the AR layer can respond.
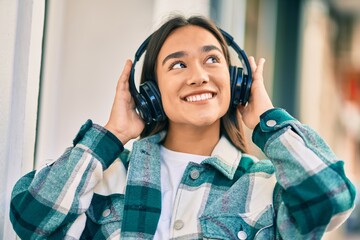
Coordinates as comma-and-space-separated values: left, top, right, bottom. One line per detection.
158, 25, 223, 55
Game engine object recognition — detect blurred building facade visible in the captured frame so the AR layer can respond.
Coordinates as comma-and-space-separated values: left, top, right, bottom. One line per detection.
1, 0, 359, 239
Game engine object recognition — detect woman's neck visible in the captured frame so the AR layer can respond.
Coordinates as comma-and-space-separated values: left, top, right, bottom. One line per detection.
163, 120, 221, 156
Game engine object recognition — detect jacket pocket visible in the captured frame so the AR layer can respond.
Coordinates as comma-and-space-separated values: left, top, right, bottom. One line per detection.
200, 205, 274, 240
86, 193, 124, 224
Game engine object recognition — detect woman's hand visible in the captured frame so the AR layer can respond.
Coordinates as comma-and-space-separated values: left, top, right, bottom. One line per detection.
104, 59, 145, 144
238, 56, 274, 130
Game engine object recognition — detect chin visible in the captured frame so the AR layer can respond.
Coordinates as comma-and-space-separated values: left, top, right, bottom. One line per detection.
188, 115, 221, 127
167, 107, 227, 128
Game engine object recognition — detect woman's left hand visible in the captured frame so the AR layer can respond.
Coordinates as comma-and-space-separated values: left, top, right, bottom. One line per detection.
238, 56, 274, 130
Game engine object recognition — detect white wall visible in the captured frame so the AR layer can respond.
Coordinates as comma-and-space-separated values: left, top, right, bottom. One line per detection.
0, 0, 45, 238
36, 0, 156, 165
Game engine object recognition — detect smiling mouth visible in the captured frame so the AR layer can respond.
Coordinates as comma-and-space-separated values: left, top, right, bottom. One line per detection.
184, 93, 216, 102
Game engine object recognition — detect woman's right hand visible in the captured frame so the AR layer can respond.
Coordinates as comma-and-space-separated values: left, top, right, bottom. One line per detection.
104, 59, 145, 145
238, 57, 273, 130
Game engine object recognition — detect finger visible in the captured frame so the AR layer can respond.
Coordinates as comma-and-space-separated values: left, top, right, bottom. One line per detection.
255, 58, 266, 74
117, 59, 133, 90
248, 56, 257, 72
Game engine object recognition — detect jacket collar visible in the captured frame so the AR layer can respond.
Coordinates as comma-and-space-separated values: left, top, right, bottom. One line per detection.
204, 135, 242, 180
137, 131, 242, 180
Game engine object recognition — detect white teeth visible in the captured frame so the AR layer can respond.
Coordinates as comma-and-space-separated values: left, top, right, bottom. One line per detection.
185, 93, 213, 102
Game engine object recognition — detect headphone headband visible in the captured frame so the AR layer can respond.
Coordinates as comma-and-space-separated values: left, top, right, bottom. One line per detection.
219, 29, 252, 81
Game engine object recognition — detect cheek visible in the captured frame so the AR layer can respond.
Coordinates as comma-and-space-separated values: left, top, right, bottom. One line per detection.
223, 86, 231, 113
220, 73, 232, 103
160, 96, 183, 123
160, 93, 173, 114
157, 82, 177, 113
156, 70, 181, 119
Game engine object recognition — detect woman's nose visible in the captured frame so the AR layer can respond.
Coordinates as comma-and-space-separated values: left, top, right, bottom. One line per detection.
186, 64, 209, 86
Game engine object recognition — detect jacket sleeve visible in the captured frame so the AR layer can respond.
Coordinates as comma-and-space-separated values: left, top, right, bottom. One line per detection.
9, 120, 124, 239
252, 108, 356, 239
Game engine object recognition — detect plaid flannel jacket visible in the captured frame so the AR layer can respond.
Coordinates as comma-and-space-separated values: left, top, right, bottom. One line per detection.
10, 108, 356, 239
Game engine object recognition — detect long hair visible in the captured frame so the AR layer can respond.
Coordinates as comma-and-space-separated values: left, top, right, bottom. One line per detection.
139, 15, 248, 153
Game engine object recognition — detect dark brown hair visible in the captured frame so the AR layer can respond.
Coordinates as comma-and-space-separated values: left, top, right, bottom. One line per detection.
139, 15, 248, 153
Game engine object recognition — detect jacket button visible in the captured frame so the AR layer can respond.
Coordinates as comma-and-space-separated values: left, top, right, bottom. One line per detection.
174, 220, 184, 230
190, 170, 200, 180
102, 209, 111, 218
266, 119, 277, 127
237, 230, 247, 239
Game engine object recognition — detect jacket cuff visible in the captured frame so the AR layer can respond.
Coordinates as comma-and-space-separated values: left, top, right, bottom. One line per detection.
73, 119, 124, 169
252, 108, 296, 151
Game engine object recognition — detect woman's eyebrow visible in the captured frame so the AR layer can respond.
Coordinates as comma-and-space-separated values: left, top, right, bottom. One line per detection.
162, 51, 187, 66
201, 45, 222, 53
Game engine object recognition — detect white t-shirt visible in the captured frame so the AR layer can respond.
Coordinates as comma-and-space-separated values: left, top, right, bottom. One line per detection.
153, 145, 209, 240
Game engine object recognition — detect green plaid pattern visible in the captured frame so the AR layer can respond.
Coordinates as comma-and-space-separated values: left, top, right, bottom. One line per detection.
10, 109, 356, 239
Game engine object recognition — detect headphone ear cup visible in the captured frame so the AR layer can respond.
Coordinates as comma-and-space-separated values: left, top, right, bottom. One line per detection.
229, 66, 237, 108
229, 66, 243, 108
240, 74, 252, 105
139, 81, 166, 122
129, 67, 152, 124
133, 92, 152, 125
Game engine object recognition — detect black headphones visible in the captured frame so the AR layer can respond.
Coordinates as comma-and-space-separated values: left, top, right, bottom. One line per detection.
129, 28, 252, 124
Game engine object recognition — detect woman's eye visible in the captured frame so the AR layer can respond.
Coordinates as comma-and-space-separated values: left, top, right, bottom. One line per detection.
206, 56, 219, 64
170, 62, 186, 70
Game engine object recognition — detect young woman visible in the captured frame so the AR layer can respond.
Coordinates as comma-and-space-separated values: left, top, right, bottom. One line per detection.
10, 15, 355, 239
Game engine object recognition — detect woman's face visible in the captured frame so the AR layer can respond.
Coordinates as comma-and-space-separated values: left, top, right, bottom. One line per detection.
156, 25, 231, 128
